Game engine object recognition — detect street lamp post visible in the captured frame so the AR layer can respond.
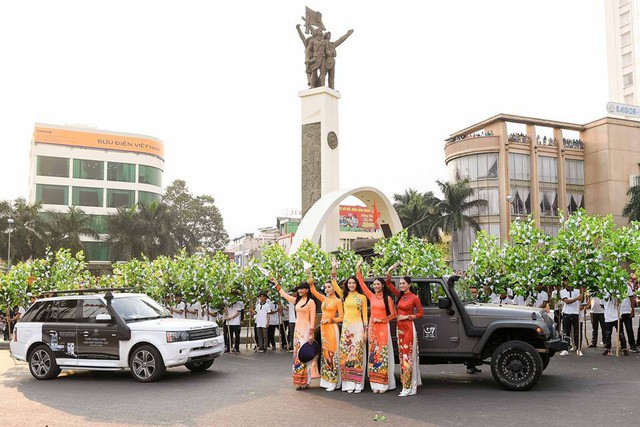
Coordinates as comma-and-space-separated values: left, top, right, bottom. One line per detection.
6, 218, 14, 272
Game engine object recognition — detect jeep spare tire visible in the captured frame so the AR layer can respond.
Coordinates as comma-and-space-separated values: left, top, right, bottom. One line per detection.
490, 340, 543, 391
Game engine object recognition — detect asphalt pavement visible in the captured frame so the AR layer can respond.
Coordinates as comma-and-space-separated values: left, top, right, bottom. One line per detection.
1, 340, 640, 427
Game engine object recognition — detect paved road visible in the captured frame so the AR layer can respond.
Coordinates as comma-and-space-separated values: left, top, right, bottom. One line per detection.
2, 341, 640, 427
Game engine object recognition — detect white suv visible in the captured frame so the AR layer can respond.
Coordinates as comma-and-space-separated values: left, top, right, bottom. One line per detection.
10, 290, 224, 382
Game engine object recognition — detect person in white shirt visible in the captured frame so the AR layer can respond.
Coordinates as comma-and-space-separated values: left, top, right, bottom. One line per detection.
532, 285, 549, 309
267, 299, 280, 350
619, 281, 638, 353
224, 300, 244, 353
287, 287, 297, 352
559, 278, 584, 356
170, 293, 187, 319
551, 285, 564, 331
588, 294, 605, 348
490, 290, 514, 306
251, 292, 270, 352
186, 301, 201, 320
603, 292, 628, 356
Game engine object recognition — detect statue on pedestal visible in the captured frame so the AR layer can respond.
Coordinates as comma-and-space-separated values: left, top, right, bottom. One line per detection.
296, 7, 353, 90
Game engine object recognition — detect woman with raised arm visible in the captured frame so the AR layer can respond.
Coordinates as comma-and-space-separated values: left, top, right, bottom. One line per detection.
355, 260, 397, 393
274, 278, 316, 390
337, 262, 368, 393
307, 264, 344, 391
386, 262, 424, 397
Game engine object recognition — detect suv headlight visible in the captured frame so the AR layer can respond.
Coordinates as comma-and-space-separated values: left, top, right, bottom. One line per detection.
213, 326, 220, 337
166, 331, 190, 343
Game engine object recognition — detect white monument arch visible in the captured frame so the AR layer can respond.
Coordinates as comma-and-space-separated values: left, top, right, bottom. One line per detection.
290, 186, 402, 254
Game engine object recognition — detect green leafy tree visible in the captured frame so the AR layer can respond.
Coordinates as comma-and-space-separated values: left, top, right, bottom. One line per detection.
163, 180, 228, 252
0, 198, 48, 262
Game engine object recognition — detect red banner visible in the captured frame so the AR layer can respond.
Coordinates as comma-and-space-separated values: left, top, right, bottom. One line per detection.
339, 205, 379, 232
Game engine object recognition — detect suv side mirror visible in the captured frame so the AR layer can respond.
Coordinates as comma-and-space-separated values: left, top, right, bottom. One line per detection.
96, 314, 112, 323
438, 297, 453, 310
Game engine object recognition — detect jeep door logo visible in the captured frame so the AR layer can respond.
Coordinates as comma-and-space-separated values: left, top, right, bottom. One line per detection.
423, 323, 437, 340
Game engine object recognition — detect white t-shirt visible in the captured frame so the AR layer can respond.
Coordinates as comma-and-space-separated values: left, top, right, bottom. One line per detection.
225, 301, 244, 326
254, 300, 270, 328
560, 289, 581, 315
491, 293, 513, 305
590, 296, 604, 314
533, 290, 548, 308
203, 305, 218, 322
268, 301, 280, 326
288, 302, 297, 323
513, 295, 526, 306
620, 284, 635, 315
172, 300, 187, 319
604, 296, 619, 323
186, 301, 201, 320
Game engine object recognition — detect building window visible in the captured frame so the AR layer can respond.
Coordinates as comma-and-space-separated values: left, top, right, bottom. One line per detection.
539, 190, 558, 216
622, 52, 633, 67
138, 165, 162, 186
107, 162, 136, 182
72, 186, 103, 207
73, 159, 104, 180
622, 31, 632, 46
107, 189, 135, 208
538, 156, 558, 183
621, 11, 631, 27
510, 187, 531, 215
83, 242, 110, 262
625, 93, 635, 104
623, 72, 634, 87
36, 184, 68, 205
567, 192, 584, 214
541, 223, 559, 237
565, 159, 585, 185
88, 215, 109, 234
138, 191, 162, 206
449, 153, 498, 182
509, 153, 530, 181
471, 187, 500, 216
36, 156, 69, 178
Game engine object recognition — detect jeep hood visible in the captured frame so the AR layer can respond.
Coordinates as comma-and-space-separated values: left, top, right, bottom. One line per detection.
127, 318, 218, 331
465, 303, 544, 319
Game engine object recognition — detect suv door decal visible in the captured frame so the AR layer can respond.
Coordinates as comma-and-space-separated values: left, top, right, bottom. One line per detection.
41, 299, 79, 361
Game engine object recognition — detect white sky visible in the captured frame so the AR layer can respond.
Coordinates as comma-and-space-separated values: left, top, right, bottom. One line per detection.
0, 1, 609, 239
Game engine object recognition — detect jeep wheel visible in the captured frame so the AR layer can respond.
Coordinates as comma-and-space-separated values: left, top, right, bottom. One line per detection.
29, 345, 61, 380
185, 359, 214, 372
491, 340, 542, 391
541, 353, 550, 370
129, 345, 166, 382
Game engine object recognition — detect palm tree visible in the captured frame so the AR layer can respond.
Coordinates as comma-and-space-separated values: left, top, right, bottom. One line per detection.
106, 206, 145, 261
136, 201, 197, 259
0, 198, 48, 262
623, 185, 640, 222
46, 207, 99, 255
429, 180, 488, 268
393, 189, 441, 242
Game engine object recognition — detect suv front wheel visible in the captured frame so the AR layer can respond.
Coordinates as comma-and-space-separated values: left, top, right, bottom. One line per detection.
490, 340, 543, 391
129, 345, 166, 382
29, 345, 61, 380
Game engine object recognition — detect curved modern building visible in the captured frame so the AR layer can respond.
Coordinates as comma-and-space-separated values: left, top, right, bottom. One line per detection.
29, 123, 164, 262
445, 113, 640, 269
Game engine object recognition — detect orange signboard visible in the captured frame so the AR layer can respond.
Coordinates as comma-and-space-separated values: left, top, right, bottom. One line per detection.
33, 126, 164, 159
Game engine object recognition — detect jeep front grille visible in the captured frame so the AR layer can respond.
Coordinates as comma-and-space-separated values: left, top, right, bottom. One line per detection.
188, 327, 218, 341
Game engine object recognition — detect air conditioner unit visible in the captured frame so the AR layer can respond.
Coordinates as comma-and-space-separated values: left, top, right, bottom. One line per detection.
631, 175, 640, 187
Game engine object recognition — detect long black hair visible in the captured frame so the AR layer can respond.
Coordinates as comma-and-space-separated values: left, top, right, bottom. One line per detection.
295, 282, 312, 308
342, 275, 363, 298
373, 277, 392, 316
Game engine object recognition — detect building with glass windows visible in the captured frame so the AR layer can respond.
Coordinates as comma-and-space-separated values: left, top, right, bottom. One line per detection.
445, 114, 640, 269
29, 123, 164, 262
605, 0, 639, 105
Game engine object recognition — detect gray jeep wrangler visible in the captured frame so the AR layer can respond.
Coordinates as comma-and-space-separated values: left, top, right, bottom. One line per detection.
389, 275, 568, 391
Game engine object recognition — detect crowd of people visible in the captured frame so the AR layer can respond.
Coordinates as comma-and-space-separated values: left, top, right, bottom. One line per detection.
507, 132, 532, 144
563, 138, 584, 149
471, 273, 639, 356
536, 135, 557, 146
451, 130, 494, 142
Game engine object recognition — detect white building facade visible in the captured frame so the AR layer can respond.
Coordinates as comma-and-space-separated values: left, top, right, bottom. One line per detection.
29, 123, 164, 262
605, 0, 639, 105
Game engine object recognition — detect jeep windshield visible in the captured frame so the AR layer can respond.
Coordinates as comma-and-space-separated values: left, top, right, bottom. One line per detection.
111, 296, 172, 322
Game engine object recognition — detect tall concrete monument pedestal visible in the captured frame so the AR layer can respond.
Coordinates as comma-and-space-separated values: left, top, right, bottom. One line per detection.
300, 86, 341, 251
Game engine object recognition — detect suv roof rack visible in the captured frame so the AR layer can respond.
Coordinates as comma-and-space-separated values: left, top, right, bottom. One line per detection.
46, 287, 136, 297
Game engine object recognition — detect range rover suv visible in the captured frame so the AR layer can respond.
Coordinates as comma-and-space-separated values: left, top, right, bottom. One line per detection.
10, 289, 224, 382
